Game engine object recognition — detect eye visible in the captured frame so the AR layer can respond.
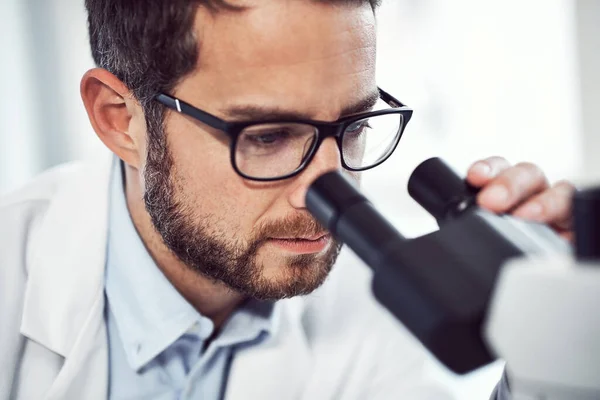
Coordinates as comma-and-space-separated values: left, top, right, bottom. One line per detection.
346, 119, 371, 135
245, 129, 291, 145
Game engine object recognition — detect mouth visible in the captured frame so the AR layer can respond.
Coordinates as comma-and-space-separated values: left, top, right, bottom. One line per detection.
272, 232, 328, 241
267, 233, 331, 254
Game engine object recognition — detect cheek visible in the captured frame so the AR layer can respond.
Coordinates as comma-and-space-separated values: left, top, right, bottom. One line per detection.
167, 119, 274, 235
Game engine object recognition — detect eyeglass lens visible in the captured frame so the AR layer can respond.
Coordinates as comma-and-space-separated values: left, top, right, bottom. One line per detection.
234, 113, 404, 179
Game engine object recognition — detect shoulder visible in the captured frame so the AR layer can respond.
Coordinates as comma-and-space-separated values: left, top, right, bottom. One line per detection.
0, 161, 88, 280
0, 162, 83, 213
0, 162, 86, 370
0, 154, 111, 230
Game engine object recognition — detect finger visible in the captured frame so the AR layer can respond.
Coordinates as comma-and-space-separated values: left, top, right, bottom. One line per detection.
512, 180, 576, 230
466, 156, 512, 187
477, 162, 550, 213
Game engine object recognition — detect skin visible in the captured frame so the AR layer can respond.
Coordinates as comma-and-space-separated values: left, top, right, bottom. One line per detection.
80, 0, 575, 329
469, 157, 575, 241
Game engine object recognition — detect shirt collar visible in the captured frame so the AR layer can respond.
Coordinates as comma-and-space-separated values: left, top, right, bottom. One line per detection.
104, 158, 280, 370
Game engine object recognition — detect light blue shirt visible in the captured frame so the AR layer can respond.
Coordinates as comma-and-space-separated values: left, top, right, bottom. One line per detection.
104, 160, 280, 400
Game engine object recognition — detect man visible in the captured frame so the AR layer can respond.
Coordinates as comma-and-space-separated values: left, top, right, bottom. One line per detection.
0, 0, 575, 399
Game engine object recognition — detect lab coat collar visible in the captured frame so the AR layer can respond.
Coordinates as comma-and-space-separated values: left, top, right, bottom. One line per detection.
18, 149, 113, 400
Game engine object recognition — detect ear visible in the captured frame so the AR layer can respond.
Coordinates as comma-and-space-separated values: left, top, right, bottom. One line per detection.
80, 68, 143, 168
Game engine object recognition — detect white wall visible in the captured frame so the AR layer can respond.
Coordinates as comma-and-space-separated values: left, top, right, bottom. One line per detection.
575, 0, 600, 182
0, 0, 98, 195
0, 1, 43, 191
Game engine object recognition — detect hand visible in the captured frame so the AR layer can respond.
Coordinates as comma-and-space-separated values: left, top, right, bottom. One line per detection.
466, 156, 576, 241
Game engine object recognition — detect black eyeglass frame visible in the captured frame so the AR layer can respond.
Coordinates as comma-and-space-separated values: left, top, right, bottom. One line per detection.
155, 87, 413, 182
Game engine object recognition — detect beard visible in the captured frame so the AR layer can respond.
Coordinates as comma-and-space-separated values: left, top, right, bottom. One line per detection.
142, 122, 342, 301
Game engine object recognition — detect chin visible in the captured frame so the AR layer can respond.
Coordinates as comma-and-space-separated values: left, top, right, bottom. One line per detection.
250, 256, 335, 300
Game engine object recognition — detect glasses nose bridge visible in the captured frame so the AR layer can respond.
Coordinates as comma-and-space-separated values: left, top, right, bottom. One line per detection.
314, 122, 345, 158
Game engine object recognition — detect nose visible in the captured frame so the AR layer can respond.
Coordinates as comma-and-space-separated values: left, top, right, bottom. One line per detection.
287, 137, 342, 209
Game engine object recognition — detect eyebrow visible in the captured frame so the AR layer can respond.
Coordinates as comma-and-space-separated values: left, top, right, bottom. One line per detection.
220, 90, 381, 123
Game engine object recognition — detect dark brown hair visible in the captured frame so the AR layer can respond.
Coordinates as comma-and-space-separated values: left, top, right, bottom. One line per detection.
85, 0, 380, 107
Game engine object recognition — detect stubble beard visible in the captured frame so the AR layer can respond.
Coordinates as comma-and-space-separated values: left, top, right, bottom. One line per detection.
142, 124, 342, 301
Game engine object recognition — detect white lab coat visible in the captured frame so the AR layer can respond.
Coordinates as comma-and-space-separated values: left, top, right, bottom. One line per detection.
0, 151, 453, 400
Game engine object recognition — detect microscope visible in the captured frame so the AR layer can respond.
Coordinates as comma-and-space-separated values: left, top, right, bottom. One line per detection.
306, 158, 600, 400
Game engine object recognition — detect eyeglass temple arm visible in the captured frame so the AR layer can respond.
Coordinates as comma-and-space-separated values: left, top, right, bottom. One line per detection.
155, 93, 231, 133
378, 87, 406, 108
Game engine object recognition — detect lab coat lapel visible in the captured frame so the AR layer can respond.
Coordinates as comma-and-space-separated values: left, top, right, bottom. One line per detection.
19, 152, 113, 400
225, 297, 312, 400
43, 296, 108, 400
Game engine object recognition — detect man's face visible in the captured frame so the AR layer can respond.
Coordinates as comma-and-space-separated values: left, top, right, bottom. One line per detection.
142, 1, 377, 300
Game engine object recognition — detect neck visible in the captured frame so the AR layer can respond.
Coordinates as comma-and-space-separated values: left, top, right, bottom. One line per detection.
124, 164, 245, 329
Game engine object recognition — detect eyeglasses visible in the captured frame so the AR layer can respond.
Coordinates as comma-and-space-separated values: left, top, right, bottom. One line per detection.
154, 87, 413, 181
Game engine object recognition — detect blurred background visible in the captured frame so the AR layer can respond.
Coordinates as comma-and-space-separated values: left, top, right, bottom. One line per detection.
1, 0, 598, 398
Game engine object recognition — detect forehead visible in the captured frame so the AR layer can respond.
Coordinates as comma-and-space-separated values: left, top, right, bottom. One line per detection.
177, 0, 377, 120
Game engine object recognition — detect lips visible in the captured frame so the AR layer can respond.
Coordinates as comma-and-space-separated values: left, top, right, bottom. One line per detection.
271, 232, 328, 241
267, 234, 331, 254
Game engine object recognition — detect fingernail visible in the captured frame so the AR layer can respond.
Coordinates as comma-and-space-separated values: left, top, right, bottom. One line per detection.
516, 202, 543, 219
471, 162, 492, 177
480, 185, 509, 206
